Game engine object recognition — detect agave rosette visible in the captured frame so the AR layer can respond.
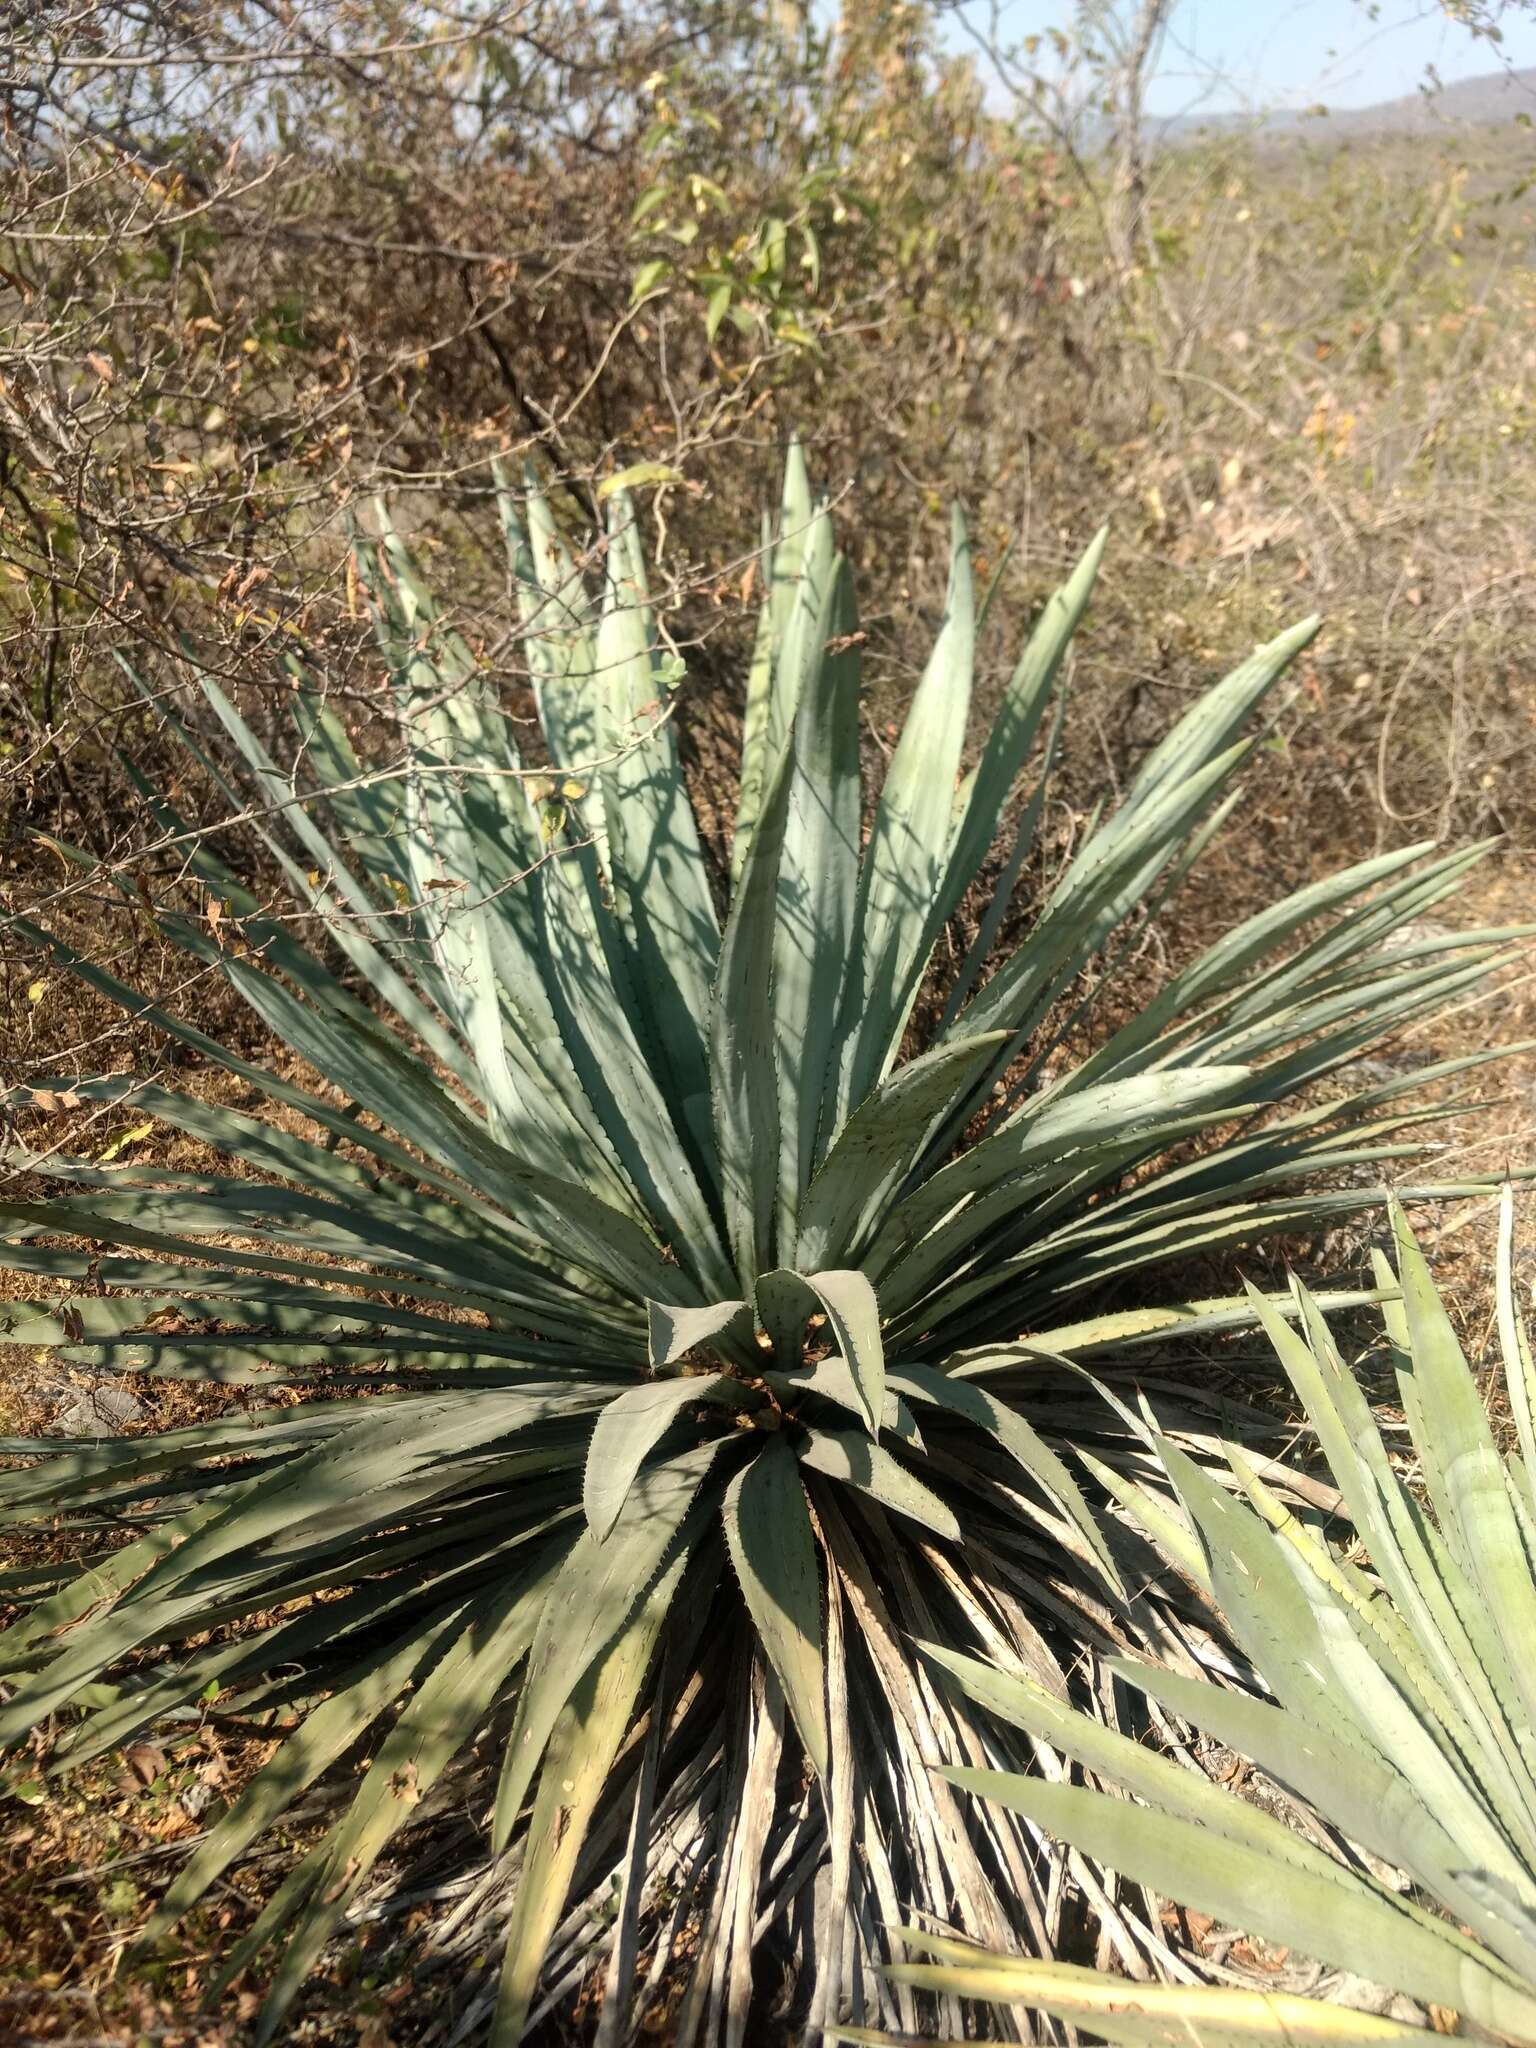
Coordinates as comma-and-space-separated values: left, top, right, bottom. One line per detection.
902, 1193, 1536, 2047
0, 449, 1521, 2042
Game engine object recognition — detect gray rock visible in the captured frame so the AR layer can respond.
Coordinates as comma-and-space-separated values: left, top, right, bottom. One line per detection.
54, 1382, 144, 1436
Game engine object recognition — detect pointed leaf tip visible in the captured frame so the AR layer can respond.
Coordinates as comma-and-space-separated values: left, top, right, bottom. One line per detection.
756, 1268, 884, 1435
645, 1297, 750, 1373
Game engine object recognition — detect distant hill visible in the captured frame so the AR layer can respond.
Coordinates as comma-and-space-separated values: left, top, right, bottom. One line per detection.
1153, 64, 1536, 143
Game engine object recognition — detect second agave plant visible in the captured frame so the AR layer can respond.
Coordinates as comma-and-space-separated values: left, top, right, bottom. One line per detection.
883, 1195, 1536, 2048
0, 448, 1520, 2043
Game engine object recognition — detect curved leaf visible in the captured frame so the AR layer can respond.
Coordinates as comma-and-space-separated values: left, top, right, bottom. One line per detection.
584, 1374, 731, 1541
723, 1433, 828, 1772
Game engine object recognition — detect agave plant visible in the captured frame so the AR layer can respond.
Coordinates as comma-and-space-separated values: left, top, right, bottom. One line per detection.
0, 448, 1520, 2044
900, 1192, 1536, 2047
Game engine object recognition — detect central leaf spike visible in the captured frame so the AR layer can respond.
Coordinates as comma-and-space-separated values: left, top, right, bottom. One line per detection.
755, 1268, 885, 1437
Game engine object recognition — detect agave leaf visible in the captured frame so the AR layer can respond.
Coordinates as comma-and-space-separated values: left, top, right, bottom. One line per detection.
1153, 1436, 1409, 1770
923, 1643, 1375, 1884
221, 959, 683, 1303
0, 1506, 222, 1668
723, 1432, 829, 1772
384, 634, 531, 1136
936, 700, 1062, 1033
493, 1546, 689, 2046
1042, 839, 1428, 1096
943, 1287, 1380, 1372
1138, 1357, 1536, 1964
120, 752, 448, 1069
0, 1409, 349, 1532
1, 1169, 627, 1338
19, 1075, 394, 1218
139, 1605, 466, 1947
192, 673, 457, 1050
769, 491, 837, 774
286, 674, 413, 888
890, 1364, 1120, 1592
492, 1436, 726, 1853
955, 740, 1259, 1057
945, 1766, 1536, 2037
584, 1375, 732, 1541
0, 1195, 633, 1364
5, 925, 563, 1244
768, 1355, 920, 1441
1108, 1655, 1536, 1968
0, 1392, 573, 1742
1185, 948, 1509, 1098
975, 774, 1235, 1117
1177, 839, 1495, 1051
1224, 1443, 1427, 1679
870, 1065, 1252, 1308
501, 465, 603, 796
712, 734, 794, 1285
1313, 1276, 1535, 1841
774, 552, 862, 1243
534, 841, 731, 1286
925, 1638, 1515, 2023
867, 1944, 1428, 2045
949, 1191, 1421, 1351
877, 1107, 1247, 1333
1499, 1185, 1536, 1494
732, 516, 778, 889
835, 504, 975, 1113
646, 1297, 753, 1371
1242, 1278, 1536, 1793
1120, 842, 1436, 1051
250, 1569, 550, 2044
799, 1427, 959, 1541
794, 1031, 1009, 1272
734, 440, 813, 878
596, 489, 719, 1112
68, 1554, 482, 1766
1080, 1447, 1211, 1591
928, 529, 1106, 979
1391, 1201, 1536, 1737
6, 1169, 597, 1321
1455, 1873, 1536, 1988
207, 1844, 331, 2013
1124, 617, 1319, 812
0, 1486, 273, 1739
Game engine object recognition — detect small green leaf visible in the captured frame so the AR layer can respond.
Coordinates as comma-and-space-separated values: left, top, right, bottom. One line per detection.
705, 282, 733, 341
629, 259, 670, 302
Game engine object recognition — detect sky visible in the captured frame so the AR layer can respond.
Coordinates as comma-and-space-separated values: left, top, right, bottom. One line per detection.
975, 1, 1536, 117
